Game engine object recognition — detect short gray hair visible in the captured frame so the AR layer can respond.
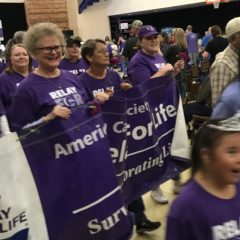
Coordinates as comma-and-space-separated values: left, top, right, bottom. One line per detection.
131, 20, 143, 29
23, 22, 65, 56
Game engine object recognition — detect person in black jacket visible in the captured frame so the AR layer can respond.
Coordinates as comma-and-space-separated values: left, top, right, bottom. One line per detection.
202, 25, 228, 66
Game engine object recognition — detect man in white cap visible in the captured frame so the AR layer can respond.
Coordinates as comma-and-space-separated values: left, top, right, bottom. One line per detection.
210, 17, 240, 106
122, 19, 143, 64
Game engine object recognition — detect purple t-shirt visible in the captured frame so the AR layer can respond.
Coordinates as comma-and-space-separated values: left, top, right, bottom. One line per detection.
127, 50, 166, 86
166, 180, 240, 240
78, 69, 123, 100
0, 71, 25, 116
10, 70, 88, 131
59, 58, 89, 77
186, 32, 198, 53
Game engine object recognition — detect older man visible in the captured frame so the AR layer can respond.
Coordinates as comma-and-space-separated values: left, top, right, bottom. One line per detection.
210, 17, 240, 106
122, 19, 143, 63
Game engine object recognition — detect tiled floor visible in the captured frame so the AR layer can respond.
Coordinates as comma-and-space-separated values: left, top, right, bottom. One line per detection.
131, 169, 191, 240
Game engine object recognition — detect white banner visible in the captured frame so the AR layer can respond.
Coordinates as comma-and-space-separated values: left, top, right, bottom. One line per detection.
0, 133, 48, 240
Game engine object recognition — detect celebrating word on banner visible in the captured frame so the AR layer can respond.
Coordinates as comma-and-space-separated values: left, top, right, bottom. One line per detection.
19, 108, 133, 240
102, 76, 190, 203
0, 133, 49, 240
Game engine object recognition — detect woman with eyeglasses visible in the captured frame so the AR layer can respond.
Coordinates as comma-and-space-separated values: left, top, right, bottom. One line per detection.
10, 22, 108, 131
0, 43, 32, 124
79, 38, 161, 235
78, 39, 130, 100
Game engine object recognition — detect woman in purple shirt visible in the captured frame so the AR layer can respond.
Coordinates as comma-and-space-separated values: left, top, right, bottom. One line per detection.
78, 39, 129, 100
127, 25, 184, 86
10, 23, 108, 131
8, 24, 84, 131
0, 43, 32, 120
128, 25, 184, 203
166, 115, 240, 240
79, 38, 160, 234
59, 36, 89, 76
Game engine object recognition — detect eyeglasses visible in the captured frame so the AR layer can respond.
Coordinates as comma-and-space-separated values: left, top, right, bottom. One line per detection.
95, 49, 109, 54
36, 45, 63, 53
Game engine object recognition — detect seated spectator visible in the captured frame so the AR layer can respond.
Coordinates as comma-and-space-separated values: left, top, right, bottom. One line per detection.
184, 76, 212, 124
211, 77, 240, 118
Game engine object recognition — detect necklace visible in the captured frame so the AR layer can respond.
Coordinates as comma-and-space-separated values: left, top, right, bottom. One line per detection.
46, 76, 62, 89
35, 68, 60, 78
34, 68, 62, 89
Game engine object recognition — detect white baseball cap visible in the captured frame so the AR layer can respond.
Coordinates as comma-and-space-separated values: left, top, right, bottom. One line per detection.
225, 17, 240, 38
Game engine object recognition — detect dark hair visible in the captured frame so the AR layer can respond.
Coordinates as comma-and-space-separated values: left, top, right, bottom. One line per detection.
159, 31, 169, 44
66, 36, 82, 48
105, 36, 110, 42
191, 119, 239, 176
211, 25, 222, 37
81, 39, 106, 65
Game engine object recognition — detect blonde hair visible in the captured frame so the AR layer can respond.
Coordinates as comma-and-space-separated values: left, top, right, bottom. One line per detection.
5, 43, 32, 73
23, 22, 65, 56
173, 28, 188, 50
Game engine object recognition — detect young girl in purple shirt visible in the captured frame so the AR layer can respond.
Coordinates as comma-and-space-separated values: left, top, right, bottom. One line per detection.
166, 115, 240, 240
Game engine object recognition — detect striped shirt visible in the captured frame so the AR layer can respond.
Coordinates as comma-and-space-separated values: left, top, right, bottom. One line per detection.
210, 45, 239, 106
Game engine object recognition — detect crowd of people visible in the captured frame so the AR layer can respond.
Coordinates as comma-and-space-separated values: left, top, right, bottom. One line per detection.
0, 14, 240, 239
